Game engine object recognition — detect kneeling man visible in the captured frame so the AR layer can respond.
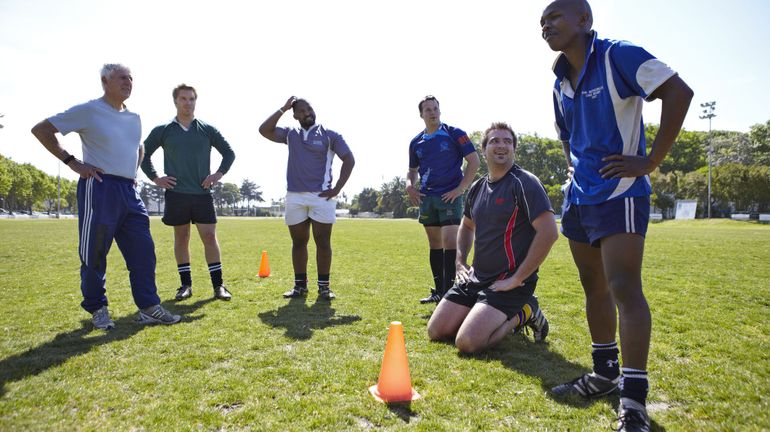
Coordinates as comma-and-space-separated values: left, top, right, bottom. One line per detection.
427, 122, 558, 353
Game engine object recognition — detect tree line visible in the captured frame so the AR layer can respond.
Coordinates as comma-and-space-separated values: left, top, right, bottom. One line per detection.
0, 155, 266, 216
2, 119, 768, 218
347, 120, 770, 219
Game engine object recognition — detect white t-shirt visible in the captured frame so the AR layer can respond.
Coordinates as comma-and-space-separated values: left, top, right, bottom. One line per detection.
49, 98, 142, 179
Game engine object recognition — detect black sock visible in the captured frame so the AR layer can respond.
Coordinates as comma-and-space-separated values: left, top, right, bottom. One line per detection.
429, 249, 443, 293
443, 249, 457, 294
295, 273, 307, 289
318, 274, 330, 291
208, 262, 223, 288
592, 341, 620, 380
178, 263, 192, 287
620, 368, 649, 406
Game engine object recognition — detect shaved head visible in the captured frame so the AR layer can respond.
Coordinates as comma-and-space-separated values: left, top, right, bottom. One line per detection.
547, 0, 593, 30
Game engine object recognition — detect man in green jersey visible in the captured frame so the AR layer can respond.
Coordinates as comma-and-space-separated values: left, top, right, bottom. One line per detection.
141, 84, 236, 301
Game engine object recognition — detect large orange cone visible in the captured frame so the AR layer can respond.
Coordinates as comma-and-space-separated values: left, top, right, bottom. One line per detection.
258, 250, 270, 278
369, 321, 421, 403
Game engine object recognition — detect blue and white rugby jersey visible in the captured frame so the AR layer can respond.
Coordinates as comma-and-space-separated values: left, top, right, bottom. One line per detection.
552, 32, 676, 205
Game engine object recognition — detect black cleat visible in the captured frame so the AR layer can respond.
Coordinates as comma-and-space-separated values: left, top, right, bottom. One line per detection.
317, 287, 336, 300
283, 286, 308, 298
419, 290, 442, 304
615, 398, 650, 432
175, 285, 192, 301
551, 373, 620, 399
213, 285, 232, 301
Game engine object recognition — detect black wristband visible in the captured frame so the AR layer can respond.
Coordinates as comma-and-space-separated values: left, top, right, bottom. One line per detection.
62, 155, 75, 165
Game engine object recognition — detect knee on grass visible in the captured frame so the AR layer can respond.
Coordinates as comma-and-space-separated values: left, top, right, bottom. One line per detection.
455, 334, 487, 354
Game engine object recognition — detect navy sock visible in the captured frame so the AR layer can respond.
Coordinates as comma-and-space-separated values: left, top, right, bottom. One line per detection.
443, 249, 457, 294
178, 263, 192, 286
620, 367, 649, 406
429, 249, 443, 293
318, 274, 330, 291
295, 273, 307, 289
208, 262, 223, 288
592, 341, 620, 380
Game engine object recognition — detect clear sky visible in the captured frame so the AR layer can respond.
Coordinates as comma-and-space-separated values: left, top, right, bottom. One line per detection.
1, 0, 768, 202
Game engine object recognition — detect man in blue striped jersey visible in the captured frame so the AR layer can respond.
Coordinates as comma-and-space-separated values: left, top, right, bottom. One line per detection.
407, 96, 480, 304
541, 1, 693, 430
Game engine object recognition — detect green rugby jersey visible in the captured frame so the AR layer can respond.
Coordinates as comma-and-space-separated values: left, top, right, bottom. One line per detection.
142, 119, 235, 195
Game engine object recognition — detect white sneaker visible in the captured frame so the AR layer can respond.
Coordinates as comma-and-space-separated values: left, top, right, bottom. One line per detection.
138, 305, 181, 325
92, 306, 115, 330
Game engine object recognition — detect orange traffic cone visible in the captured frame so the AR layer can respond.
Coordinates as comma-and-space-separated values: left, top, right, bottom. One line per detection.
369, 321, 421, 403
258, 250, 270, 278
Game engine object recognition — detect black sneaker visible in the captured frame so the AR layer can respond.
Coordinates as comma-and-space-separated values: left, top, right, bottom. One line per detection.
213, 285, 232, 301
615, 398, 650, 432
175, 285, 192, 301
551, 372, 620, 399
283, 285, 308, 298
318, 286, 336, 300
419, 290, 442, 304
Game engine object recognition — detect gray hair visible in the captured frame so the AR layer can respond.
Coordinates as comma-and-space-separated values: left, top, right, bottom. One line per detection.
100, 63, 130, 88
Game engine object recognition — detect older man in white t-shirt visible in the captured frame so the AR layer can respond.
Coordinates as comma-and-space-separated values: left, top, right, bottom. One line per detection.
32, 63, 181, 329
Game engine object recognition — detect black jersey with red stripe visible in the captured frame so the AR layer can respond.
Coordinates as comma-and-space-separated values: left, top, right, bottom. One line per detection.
463, 165, 553, 284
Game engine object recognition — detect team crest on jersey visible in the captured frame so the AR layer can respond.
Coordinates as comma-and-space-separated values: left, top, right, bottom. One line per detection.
310, 140, 324, 147
495, 197, 506, 205
440, 142, 450, 152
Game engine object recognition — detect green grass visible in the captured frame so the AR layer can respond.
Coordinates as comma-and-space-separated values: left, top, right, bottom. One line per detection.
0, 218, 768, 431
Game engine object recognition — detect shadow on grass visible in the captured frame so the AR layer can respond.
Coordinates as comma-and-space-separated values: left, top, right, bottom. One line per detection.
258, 296, 362, 340
472, 338, 667, 430
464, 336, 595, 407
0, 298, 212, 397
385, 401, 419, 423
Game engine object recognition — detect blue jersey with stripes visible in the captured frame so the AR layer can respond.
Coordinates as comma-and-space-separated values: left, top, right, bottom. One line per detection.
409, 124, 476, 196
551, 32, 676, 205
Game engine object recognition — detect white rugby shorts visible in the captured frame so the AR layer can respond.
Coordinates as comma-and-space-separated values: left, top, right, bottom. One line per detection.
285, 191, 337, 225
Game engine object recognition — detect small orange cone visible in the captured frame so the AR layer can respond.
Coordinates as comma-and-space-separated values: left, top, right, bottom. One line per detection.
369, 321, 421, 403
258, 250, 270, 278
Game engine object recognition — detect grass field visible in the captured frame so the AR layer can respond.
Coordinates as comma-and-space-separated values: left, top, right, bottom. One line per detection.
0, 218, 768, 431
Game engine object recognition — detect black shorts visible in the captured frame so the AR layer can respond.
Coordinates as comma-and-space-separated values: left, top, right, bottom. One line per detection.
444, 277, 537, 319
162, 190, 217, 226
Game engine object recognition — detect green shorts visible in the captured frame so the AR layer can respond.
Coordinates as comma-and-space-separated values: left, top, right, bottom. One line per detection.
419, 195, 463, 227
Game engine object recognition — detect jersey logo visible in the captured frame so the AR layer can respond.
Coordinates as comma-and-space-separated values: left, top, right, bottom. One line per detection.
457, 135, 470, 144
495, 197, 506, 205
440, 141, 450, 152
581, 85, 605, 100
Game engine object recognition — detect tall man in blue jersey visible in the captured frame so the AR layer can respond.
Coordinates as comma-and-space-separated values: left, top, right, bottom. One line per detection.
407, 96, 480, 304
259, 97, 355, 300
31, 63, 181, 329
142, 84, 236, 302
427, 122, 557, 353
541, 1, 693, 430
